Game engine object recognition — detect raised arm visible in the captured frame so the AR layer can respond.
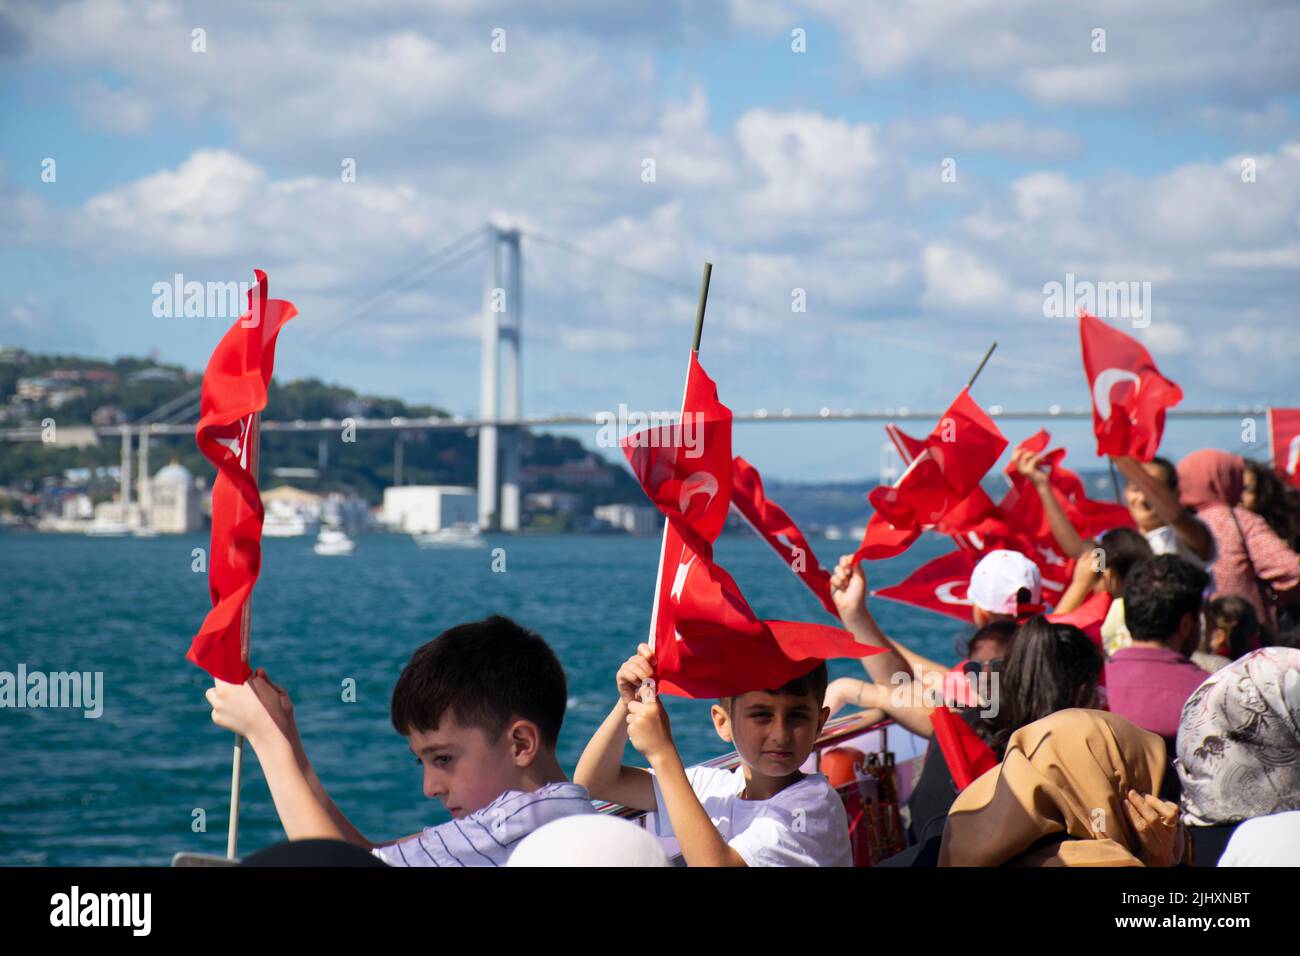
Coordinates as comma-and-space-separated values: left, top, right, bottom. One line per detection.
572, 646, 657, 812
1113, 455, 1213, 561
1014, 447, 1091, 560
825, 677, 934, 737
1052, 546, 1103, 615
625, 696, 745, 867
207, 677, 345, 843
248, 671, 374, 847
830, 555, 939, 684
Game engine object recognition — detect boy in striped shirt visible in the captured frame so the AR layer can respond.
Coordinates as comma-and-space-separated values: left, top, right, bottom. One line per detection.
207, 615, 596, 865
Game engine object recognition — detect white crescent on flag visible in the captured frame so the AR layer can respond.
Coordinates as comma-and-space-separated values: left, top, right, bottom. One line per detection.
1092, 368, 1142, 422
211, 417, 250, 461
1288, 435, 1300, 476
935, 581, 973, 605
670, 553, 696, 601
678, 471, 719, 513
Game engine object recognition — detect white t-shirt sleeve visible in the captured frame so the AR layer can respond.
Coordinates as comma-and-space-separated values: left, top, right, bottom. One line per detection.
1146, 523, 1215, 570
647, 764, 716, 843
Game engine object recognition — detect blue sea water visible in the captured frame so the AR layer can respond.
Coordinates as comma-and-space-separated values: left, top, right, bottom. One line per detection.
0, 531, 959, 866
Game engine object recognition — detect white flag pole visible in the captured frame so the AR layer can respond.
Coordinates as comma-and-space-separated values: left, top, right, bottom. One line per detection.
646, 263, 713, 652
226, 410, 260, 859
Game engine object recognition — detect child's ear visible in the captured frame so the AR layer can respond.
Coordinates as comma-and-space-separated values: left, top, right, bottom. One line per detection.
817, 705, 830, 735
508, 720, 541, 766
710, 704, 732, 743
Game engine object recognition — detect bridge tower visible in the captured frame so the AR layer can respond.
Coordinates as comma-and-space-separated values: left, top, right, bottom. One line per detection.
478, 224, 523, 531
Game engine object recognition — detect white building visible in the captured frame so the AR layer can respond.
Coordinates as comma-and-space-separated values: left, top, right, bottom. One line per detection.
150, 461, 201, 533
380, 485, 478, 534
62, 494, 93, 521
594, 503, 661, 536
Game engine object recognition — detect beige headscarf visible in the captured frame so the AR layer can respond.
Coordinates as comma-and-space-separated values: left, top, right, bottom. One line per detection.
939, 709, 1167, 867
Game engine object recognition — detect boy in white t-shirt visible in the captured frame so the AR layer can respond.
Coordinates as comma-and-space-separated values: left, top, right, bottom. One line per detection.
574, 645, 851, 867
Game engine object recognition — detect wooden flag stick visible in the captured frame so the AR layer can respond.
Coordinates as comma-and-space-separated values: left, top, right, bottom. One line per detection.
226, 410, 261, 860
648, 262, 714, 651
1108, 457, 1123, 505
966, 342, 997, 390
692, 262, 712, 353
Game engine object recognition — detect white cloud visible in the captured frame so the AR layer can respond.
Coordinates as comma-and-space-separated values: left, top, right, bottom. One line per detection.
1137, 323, 1191, 355
886, 115, 1085, 162
2, 1, 1299, 431
800, 0, 1300, 108
74, 79, 153, 133
920, 243, 1011, 311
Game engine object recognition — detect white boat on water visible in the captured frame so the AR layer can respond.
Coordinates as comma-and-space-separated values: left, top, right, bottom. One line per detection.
131, 527, 159, 538
84, 521, 129, 537
263, 510, 313, 538
313, 527, 355, 556
413, 523, 484, 548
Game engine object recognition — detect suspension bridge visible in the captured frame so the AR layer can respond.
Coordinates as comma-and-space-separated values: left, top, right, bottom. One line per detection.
1, 222, 1267, 531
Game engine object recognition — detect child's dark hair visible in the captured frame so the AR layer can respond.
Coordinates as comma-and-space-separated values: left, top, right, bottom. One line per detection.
1243, 459, 1300, 548
719, 660, 828, 712
1098, 526, 1154, 586
1123, 555, 1209, 642
390, 615, 567, 747
962, 619, 1017, 658
989, 617, 1102, 754
1150, 456, 1179, 490
1205, 595, 1260, 660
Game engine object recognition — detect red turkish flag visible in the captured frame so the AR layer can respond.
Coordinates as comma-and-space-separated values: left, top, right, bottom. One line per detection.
855, 389, 1006, 560
929, 707, 998, 791
884, 422, 926, 462
887, 422, 1022, 555
731, 455, 837, 616
872, 550, 978, 623
1269, 408, 1300, 490
624, 351, 732, 543
1080, 312, 1182, 461
625, 354, 881, 699
188, 271, 296, 683
996, 429, 1134, 600
1001, 429, 1131, 539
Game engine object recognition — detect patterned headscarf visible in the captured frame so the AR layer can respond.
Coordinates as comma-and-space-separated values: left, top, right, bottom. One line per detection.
1176, 647, 1300, 826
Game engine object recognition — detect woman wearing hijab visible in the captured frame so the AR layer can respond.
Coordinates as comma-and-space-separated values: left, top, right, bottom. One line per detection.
1176, 647, 1300, 866
1177, 449, 1300, 634
938, 709, 1182, 867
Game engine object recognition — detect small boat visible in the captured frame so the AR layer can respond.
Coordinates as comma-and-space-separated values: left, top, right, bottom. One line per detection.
413, 523, 484, 548
313, 527, 355, 556
263, 511, 313, 538
84, 521, 129, 537
131, 526, 159, 538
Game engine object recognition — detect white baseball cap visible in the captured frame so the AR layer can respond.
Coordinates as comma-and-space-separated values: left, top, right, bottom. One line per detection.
505, 814, 672, 867
968, 549, 1042, 615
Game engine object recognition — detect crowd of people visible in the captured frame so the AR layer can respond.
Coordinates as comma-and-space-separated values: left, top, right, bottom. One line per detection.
204, 448, 1300, 867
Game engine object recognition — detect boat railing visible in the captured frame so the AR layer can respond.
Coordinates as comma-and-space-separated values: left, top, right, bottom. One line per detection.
591, 714, 930, 822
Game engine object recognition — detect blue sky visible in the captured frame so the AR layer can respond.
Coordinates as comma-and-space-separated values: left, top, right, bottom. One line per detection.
2, 0, 1298, 481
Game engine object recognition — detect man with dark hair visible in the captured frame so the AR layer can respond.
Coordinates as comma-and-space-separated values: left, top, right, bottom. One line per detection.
1105, 555, 1213, 745
207, 615, 595, 866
